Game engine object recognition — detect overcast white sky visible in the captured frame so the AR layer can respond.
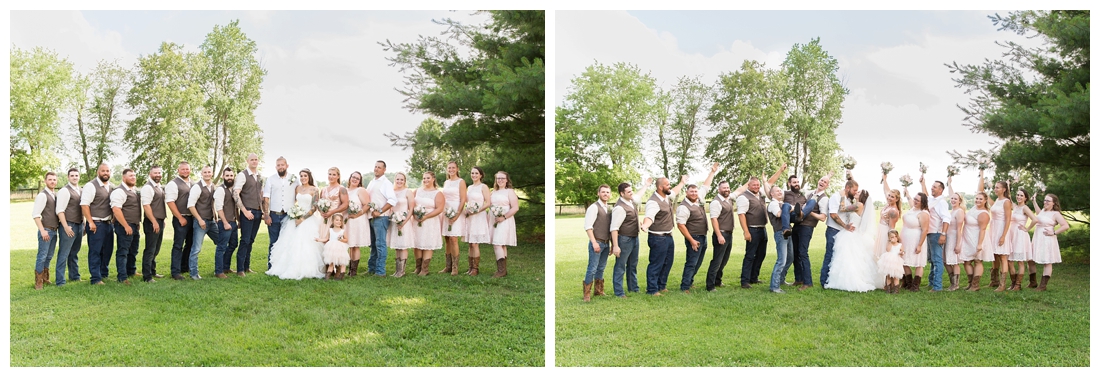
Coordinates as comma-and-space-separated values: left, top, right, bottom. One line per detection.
10, 10, 488, 181
556, 10, 1042, 202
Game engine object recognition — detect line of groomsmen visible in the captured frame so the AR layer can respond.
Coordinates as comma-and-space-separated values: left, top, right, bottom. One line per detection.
29, 155, 267, 288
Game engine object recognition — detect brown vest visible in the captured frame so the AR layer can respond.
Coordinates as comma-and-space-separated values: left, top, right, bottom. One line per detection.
767, 200, 784, 230
648, 192, 675, 233
784, 190, 821, 227
616, 199, 639, 238
62, 184, 83, 224
714, 196, 735, 232
40, 188, 59, 229
741, 190, 767, 227
681, 198, 708, 235
590, 202, 611, 242
113, 186, 141, 225
240, 170, 262, 210
145, 180, 166, 219
172, 176, 192, 216
193, 182, 215, 221
88, 180, 113, 219
221, 184, 238, 222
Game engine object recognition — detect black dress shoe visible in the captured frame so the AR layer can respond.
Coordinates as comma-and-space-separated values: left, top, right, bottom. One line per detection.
741, 283, 752, 289
172, 274, 185, 281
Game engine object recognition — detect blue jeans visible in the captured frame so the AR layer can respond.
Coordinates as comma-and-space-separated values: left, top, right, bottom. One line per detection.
368, 216, 390, 276
191, 219, 220, 277
926, 233, 945, 291
612, 235, 639, 297
680, 234, 707, 291
645, 233, 675, 294
706, 230, 733, 290
770, 229, 794, 291
267, 212, 287, 269
56, 221, 84, 284
238, 209, 263, 272
792, 225, 815, 286
114, 222, 140, 282
584, 240, 611, 284
216, 221, 239, 274
35, 228, 58, 274
170, 216, 194, 276
86, 221, 113, 284
821, 227, 840, 286
740, 227, 768, 285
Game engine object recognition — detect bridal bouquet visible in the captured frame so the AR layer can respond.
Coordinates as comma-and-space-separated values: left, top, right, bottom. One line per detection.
491, 206, 507, 228
947, 165, 960, 178
348, 201, 362, 216
840, 155, 857, 170
880, 162, 893, 183
977, 157, 991, 172
899, 174, 914, 188
316, 197, 334, 223
392, 211, 408, 236
465, 202, 480, 217
444, 207, 458, 231
919, 162, 928, 175
287, 204, 307, 220
413, 206, 427, 227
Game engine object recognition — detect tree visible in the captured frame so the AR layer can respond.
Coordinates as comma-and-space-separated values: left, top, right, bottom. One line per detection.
780, 38, 848, 182
125, 42, 210, 176
705, 60, 788, 187
387, 117, 490, 183
666, 75, 711, 179
200, 19, 266, 176
73, 60, 131, 179
10, 46, 77, 189
555, 62, 656, 207
948, 10, 1089, 223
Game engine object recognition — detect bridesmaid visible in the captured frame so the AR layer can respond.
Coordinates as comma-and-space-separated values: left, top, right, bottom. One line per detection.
440, 161, 468, 276
489, 171, 519, 278
463, 166, 492, 276
413, 171, 445, 276
345, 171, 372, 277
1028, 193, 1069, 291
319, 167, 349, 237
900, 187, 930, 292
988, 180, 1013, 292
1008, 188, 1040, 290
387, 172, 415, 277
944, 177, 967, 291
960, 171, 993, 291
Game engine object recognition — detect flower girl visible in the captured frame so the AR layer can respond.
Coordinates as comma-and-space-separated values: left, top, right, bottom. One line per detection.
317, 213, 351, 280
878, 230, 905, 293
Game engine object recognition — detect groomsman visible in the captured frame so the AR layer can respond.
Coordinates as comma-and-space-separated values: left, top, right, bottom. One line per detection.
31, 172, 59, 289
609, 178, 650, 298
582, 185, 613, 301
705, 180, 735, 292
214, 167, 240, 279
367, 160, 398, 276
263, 156, 298, 272
234, 153, 264, 274
822, 179, 860, 287
785, 173, 829, 290
165, 161, 194, 280
81, 163, 114, 285
110, 169, 142, 284
921, 175, 951, 292
187, 165, 219, 280
55, 168, 84, 285
676, 164, 717, 293
140, 166, 166, 282
737, 167, 784, 288
640, 175, 686, 296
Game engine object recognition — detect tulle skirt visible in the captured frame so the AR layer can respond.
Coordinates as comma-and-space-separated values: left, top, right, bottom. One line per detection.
824, 229, 878, 292
267, 214, 326, 280
323, 239, 350, 266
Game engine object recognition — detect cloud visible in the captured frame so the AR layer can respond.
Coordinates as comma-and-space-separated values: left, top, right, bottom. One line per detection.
10, 10, 133, 72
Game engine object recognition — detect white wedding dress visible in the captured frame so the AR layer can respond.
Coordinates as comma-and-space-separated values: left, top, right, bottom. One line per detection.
824, 202, 879, 292
266, 193, 326, 280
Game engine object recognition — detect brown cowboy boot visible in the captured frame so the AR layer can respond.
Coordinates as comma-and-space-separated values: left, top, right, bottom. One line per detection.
909, 276, 921, 292
44, 269, 51, 285
966, 273, 974, 289
419, 258, 432, 276
450, 253, 460, 276
994, 271, 1008, 292
1008, 274, 1022, 291
583, 282, 592, 302
1036, 275, 1050, 292
492, 257, 507, 278
470, 256, 480, 277
34, 270, 43, 290
439, 254, 453, 274
901, 275, 911, 291
968, 275, 982, 291
391, 258, 403, 278
336, 269, 344, 280
413, 257, 423, 275
1028, 272, 1038, 288
594, 279, 605, 296
989, 267, 1000, 288
348, 260, 359, 277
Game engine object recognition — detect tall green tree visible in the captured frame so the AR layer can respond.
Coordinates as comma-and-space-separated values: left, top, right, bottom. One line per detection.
74, 60, 131, 179
948, 10, 1089, 223
666, 75, 711, 179
10, 46, 77, 189
200, 19, 266, 176
706, 60, 788, 187
387, 117, 490, 186
780, 37, 848, 182
125, 42, 210, 176
556, 62, 656, 207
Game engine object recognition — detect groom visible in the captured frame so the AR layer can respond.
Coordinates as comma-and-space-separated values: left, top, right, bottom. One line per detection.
822, 179, 860, 287
263, 157, 298, 272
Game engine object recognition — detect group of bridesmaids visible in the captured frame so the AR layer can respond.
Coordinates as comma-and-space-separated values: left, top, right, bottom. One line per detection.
314, 162, 520, 279
880, 169, 1070, 293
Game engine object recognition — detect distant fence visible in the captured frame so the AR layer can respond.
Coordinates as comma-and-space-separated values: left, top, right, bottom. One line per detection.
10, 188, 37, 201
556, 204, 586, 216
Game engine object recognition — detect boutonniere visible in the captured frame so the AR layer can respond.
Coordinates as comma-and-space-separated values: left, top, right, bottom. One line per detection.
287, 175, 297, 185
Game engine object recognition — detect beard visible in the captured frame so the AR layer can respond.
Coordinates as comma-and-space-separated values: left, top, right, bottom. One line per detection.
224, 179, 235, 187
152, 176, 162, 183
277, 168, 286, 177
719, 190, 730, 198
847, 190, 857, 200
99, 174, 110, 183
790, 184, 800, 193
662, 187, 672, 196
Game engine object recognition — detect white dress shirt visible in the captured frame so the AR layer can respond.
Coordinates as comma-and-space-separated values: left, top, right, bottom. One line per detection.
825, 192, 848, 230
164, 175, 191, 203
31, 189, 55, 220
263, 172, 299, 213
676, 195, 707, 225
109, 183, 137, 208
927, 193, 952, 232
140, 176, 161, 206
709, 193, 731, 220
214, 185, 230, 216
583, 200, 609, 230
644, 193, 674, 235
55, 183, 79, 215
80, 179, 113, 221
610, 198, 637, 233
366, 174, 399, 216
735, 189, 761, 215
767, 199, 783, 218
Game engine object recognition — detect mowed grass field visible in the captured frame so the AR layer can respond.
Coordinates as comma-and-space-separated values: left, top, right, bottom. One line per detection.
554, 215, 1089, 366
9, 201, 544, 366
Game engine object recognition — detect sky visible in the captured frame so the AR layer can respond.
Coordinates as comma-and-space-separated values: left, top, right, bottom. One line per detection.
10, 10, 489, 182
555, 10, 1043, 203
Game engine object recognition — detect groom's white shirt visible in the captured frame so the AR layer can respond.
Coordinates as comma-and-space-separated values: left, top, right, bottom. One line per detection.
825, 192, 850, 231
263, 173, 299, 213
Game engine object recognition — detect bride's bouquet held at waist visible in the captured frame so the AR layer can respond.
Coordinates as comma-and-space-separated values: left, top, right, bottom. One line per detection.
288, 204, 307, 220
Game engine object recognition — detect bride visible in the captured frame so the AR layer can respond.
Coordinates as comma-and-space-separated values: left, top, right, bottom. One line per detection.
824, 189, 879, 292
266, 169, 326, 280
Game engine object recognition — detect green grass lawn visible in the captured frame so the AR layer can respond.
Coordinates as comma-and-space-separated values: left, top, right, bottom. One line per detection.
9, 201, 544, 366
554, 215, 1089, 366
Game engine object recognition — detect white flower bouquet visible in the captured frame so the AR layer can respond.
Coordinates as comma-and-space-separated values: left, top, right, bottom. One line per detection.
880, 161, 893, 183
392, 211, 408, 236
444, 207, 458, 231
919, 162, 928, 175
841, 155, 857, 170
947, 165, 960, 178
348, 200, 362, 216
413, 206, 427, 227
465, 202, 480, 217
287, 204, 307, 219
316, 197, 334, 223
491, 206, 507, 228
899, 174, 913, 188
